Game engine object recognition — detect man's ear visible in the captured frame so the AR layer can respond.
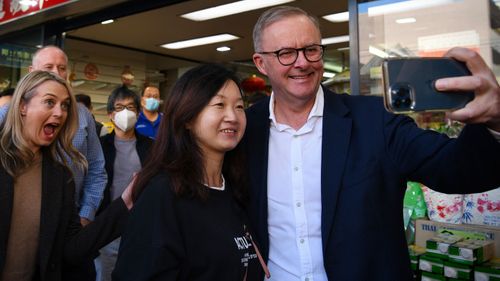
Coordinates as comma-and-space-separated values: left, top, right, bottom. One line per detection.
28, 65, 33, 73
253, 53, 268, 76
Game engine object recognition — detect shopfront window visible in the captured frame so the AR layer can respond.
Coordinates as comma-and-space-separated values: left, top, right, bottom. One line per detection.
357, 0, 500, 97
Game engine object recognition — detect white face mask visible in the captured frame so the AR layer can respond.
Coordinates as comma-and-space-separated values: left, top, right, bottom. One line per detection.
113, 108, 137, 132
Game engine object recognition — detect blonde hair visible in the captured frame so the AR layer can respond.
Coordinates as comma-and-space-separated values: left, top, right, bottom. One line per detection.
0, 70, 87, 177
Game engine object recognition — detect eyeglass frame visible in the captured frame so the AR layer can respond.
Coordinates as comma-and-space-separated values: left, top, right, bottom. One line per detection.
114, 103, 138, 112
256, 44, 326, 66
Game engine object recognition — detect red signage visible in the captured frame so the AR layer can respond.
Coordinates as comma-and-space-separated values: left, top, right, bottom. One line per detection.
0, 0, 71, 25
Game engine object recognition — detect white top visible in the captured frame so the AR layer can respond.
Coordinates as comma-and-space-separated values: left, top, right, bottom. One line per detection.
266, 87, 328, 281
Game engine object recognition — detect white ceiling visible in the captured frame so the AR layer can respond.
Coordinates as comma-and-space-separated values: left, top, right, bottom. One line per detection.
65, 0, 350, 72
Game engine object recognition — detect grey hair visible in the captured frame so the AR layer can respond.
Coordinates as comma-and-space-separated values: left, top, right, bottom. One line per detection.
252, 6, 321, 52
32, 45, 68, 65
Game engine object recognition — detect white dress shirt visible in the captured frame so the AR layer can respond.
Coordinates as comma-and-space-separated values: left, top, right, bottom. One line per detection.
266, 88, 328, 281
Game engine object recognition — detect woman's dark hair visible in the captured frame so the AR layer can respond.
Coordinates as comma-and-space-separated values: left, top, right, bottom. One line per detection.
132, 63, 247, 203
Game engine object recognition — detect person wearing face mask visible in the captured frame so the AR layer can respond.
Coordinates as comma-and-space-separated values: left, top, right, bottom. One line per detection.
94, 86, 153, 281
135, 86, 162, 139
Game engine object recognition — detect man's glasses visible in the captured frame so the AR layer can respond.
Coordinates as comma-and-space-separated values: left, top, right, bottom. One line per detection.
114, 104, 137, 112
257, 44, 325, 66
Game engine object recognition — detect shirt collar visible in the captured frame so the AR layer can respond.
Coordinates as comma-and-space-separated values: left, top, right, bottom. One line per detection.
269, 86, 324, 127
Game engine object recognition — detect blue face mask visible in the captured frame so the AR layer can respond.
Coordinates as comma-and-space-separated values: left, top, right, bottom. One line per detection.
144, 98, 160, 111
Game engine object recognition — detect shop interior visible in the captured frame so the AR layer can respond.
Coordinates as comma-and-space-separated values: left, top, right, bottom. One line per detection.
60, 0, 350, 121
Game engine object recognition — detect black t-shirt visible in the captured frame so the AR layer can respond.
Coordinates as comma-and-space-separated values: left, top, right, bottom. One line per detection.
113, 173, 262, 281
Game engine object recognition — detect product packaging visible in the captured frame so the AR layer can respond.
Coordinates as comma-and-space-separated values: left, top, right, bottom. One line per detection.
443, 260, 473, 279
419, 254, 444, 275
426, 233, 462, 259
421, 270, 446, 281
448, 239, 495, 265
474, 258, 500, 281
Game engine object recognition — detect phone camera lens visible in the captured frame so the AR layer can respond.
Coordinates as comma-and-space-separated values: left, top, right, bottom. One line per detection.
391, 85, 412, 109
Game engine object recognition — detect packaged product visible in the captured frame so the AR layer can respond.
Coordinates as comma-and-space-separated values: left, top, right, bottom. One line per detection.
421, 185, 463, 224
421, 270, 446, 281
462, 188, 500, 227
419, 254, 444, 275
443, 260, 473, 279
474, 258, 500, 281
409, 245, 426, 271
448, 239, 494, 265
426, 233, 462, 259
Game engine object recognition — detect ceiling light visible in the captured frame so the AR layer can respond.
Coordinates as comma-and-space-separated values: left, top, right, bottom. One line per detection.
396, 17, 416, 24
180, 0, 295, 21
217, 46, 231, 52
367, 0, 456, 17
322, 11, 349, 23
101, 19, 114, 25
161, 34, 240, 49
323, 72, 336, 78
337, 47, 350, 51
322, 35, 349, 45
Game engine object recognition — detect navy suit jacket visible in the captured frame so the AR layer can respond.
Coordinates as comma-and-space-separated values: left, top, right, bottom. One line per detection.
243, 87, 500, 280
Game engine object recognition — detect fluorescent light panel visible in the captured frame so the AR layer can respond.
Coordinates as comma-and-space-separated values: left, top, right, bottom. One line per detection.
101, 19, 114, 25
216, 46, 231, 52
322, 35, 349, 45
322, 11, 349, 23
369, 46, 389, 58
396, 17, 416, 24
368, 0, 457, 17
181, 0, 295, 21
161, 34, 239, 49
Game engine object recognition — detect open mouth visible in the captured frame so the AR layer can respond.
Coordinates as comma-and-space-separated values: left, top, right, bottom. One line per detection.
43, 123, 60, 137
221, 129, 236, 133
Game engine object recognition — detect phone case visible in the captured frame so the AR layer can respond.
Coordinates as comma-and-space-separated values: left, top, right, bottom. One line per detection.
381, 57, 474, 114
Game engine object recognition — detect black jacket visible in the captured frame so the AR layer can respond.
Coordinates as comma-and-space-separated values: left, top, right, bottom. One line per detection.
97, 131, 152, 215
0, 149, 129, 281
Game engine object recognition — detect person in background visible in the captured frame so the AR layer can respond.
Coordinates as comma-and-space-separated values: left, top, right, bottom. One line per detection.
113, 64, 267, 281
75, 93, 105, 136
94, 86, 152, 281
135, 86, 162, 139
30, 46, 107, 227
244, 6, 500, 281
0, 70, 131, 281
0, 88, 14, 107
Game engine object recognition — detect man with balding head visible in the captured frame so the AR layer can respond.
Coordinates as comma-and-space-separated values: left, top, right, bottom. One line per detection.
1, 46, 107, 226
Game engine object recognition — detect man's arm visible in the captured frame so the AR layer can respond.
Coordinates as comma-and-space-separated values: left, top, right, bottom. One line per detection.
78, 105, 107, 223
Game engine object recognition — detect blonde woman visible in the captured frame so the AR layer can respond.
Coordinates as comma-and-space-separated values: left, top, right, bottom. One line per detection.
0, 70, 131, 281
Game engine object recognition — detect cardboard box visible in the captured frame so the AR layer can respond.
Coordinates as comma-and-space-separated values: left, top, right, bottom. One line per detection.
426, 233, 462, 259
443, 261, 473, 279
474, 257, 500, 281
421, 271, 446, 281
448, 239, 494, 265
415, 219, 500, 256
419, 254, 444, 275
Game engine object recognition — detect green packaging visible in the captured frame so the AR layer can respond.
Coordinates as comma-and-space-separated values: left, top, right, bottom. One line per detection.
474, 258, 500, 281
421, 271, 446, 281
419, 254, 444, 275
448, 239, 494, 265
426, 233, 462, 259
443, 260, 473, 280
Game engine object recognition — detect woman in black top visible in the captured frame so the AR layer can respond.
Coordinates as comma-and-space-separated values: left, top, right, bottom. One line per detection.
113, 64, 269, 281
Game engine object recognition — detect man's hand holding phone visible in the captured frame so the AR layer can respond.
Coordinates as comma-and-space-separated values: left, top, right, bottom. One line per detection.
436, 47, 500, 132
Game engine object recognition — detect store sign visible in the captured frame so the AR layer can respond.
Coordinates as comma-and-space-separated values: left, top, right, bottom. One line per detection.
0, 44, 34, 67
0, 0, 72, 25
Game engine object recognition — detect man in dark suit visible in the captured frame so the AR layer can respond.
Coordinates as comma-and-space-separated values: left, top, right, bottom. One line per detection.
244, 6, 500, 281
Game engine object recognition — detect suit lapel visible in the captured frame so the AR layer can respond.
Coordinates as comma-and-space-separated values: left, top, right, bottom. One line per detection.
245, 99, 271, 256
0, 169, 14, 271
38, 153, 63, 275
321, 90, 352, 250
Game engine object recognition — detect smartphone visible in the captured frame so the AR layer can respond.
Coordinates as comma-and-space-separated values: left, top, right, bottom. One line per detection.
381, 57, 474, 114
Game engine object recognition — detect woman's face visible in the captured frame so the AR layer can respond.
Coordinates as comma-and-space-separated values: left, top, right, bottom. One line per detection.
190, 80, 246, 159
20, 80, 70, 153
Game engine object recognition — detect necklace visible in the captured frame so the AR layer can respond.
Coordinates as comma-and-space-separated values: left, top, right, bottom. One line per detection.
204, 174, 225, 191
